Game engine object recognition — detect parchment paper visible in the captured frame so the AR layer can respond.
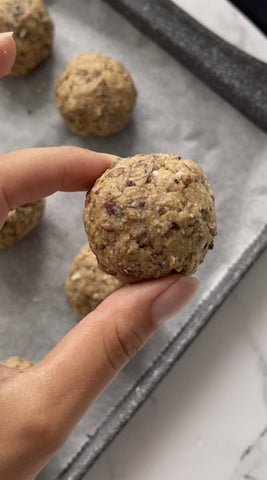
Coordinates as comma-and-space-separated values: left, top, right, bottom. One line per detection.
0, 0, 266, 478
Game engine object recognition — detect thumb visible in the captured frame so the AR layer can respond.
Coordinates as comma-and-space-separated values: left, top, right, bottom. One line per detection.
30, 275, 198, 440
0, 32, 16, 77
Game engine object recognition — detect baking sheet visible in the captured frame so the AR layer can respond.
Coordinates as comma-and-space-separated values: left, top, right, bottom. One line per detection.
0, 0, 267, 478
104, 0, 267, 133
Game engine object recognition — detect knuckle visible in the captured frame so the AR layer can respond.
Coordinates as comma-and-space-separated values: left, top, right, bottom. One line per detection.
103, 316, 145, 372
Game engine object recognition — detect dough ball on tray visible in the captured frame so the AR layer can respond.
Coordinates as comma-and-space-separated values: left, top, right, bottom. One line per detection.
55, 52, 137, 136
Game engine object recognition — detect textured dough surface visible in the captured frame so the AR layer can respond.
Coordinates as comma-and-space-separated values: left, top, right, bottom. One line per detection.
84, 153, 216, 283
65, 244, 123, 317
0, 0, 53, 76
0, 356, 33, 369
0, 199, 45, 248
54, 52, 137, 136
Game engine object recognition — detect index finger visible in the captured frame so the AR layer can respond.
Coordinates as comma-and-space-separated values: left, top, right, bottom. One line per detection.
0, 32, 16, 77
0, 146, 113, 227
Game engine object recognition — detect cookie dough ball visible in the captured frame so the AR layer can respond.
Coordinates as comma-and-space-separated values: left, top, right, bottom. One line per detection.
0, 0, 54, 76
54, 52, 137, 136
1, 356, 33, 369
0, 199, 45, 248
84, 154, 216, 283
64, 244, 123, 317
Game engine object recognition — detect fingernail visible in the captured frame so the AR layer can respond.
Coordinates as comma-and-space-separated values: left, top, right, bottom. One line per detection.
0, 32, 14, 39
151, 276, 199, 327
107, 154, 119, 163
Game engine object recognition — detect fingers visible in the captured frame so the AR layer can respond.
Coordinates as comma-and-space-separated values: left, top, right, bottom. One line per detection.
0, 32, 16, 77
29, 275, 199, 440
0, 273, 198, 479
0, 146, 112, 228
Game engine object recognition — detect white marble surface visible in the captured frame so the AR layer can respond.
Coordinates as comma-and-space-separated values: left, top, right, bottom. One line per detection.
83, 2, 267, 480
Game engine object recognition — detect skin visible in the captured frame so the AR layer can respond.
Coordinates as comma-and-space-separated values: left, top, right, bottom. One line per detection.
0, 34, 199, 480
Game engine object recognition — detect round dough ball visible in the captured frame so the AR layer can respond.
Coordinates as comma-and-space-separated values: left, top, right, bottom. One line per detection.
0, 0, 54, 76
54, 52, 137, 136
1, 356, 33, 369
65, 244, 123, 317
0, 199, 45, 248
84, 153, 216, 283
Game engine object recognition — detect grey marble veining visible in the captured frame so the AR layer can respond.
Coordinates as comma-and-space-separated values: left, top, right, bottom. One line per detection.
232, 427, 267, 480
230, 277, 267, 480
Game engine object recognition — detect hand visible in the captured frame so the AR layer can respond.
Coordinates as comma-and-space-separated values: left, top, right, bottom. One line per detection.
0, 33, 199, 480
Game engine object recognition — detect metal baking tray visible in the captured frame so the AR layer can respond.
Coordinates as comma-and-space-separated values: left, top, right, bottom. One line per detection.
0, 1, 266, 479
104, 0, 267, 133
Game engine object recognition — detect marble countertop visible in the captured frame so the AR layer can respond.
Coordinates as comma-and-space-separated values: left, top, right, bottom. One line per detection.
83, 2, 267, 479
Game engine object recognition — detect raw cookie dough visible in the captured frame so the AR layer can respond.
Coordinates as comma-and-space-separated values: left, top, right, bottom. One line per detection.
1, 356, 33, 369
54, 52, 137, 136
0, 0, 54, 76
65, 244, 123, 317
0, 199, 45, 248
84, 153, 216, 283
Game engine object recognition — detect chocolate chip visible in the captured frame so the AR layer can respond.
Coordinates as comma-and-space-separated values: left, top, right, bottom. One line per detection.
208, 241, 214, 250
126, 179, 136, 186
12, 5, 24, 16
104, 199, 123, 216
170, 221, 180, 230
157, 205, 168, 215
136, 199, 146, 208
201, 209, 209, 219
128, 198, 146, 209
